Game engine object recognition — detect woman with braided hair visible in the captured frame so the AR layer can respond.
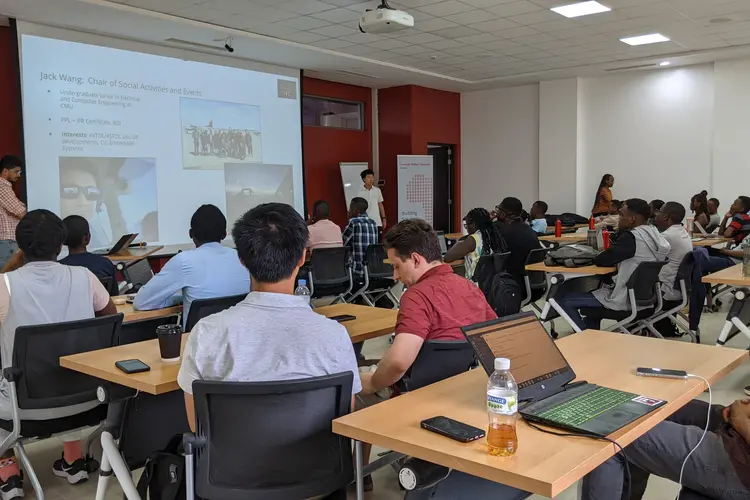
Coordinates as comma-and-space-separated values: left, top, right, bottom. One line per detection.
444, 207, 508, 280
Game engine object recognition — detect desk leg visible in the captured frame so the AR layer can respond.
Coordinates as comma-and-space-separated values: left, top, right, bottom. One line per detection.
100, 430, 141, 500
716, 320, 733, 346
548, 298, 582, 333
355, 440, 364, 500
95, 446, 111, 500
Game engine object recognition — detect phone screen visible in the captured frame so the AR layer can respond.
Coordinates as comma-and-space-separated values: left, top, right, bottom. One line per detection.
330, 315, 356, 323
636, 367, 687, 378
421, 416, 485, 442
116, 359, 150, 373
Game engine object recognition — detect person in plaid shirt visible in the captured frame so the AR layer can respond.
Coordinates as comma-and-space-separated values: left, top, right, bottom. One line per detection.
343, 197, 378, 284
0, 156, 25, 270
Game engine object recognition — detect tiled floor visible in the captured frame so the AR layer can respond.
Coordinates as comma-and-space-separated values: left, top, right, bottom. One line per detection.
14, 303, 750, 499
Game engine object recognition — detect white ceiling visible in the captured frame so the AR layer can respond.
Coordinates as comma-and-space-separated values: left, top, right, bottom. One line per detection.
5, 0, 750, 90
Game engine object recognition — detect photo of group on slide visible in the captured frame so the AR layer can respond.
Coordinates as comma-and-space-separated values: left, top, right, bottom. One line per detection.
180, 97, 262, 169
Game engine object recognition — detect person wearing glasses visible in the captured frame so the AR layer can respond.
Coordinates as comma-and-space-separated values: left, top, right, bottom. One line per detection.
0, 155, 25, 270
59, 164, 111, 250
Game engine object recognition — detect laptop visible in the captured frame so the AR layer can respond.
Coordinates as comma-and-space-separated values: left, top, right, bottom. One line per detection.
92, 233, 138, 256
436, 231, 448, 257
461, 312, 666, 437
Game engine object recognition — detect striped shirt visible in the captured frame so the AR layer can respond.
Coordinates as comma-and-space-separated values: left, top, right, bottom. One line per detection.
0, 179, 25, 241
729, 213, 750, 244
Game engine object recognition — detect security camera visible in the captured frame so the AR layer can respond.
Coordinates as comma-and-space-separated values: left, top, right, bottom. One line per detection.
224, 37, 234, 53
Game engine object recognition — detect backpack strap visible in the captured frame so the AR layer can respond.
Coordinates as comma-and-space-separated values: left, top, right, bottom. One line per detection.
136, 457, 155, 498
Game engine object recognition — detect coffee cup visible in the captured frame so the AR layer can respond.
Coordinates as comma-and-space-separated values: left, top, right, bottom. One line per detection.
156, 324, 182, 363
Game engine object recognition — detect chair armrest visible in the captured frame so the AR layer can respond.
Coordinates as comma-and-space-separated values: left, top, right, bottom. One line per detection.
3, 368, 21, 382
399, 457, 450, 491
96, 382, 137, 403
182, 432, 206, 456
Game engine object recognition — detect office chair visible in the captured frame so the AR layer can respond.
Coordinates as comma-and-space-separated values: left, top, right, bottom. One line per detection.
184, 293, 246, 332
97, 275, 118, 297
184, 373, 354, 500
1, 314, 123, 499
309, 247, 353, 304
348, 244, 399, 307
521, 248, 556, 337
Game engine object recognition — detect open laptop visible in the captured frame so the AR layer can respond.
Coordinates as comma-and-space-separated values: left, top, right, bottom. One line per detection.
436, 230, 448, 257
461, 312, 666, 437
92, 233, 138, 256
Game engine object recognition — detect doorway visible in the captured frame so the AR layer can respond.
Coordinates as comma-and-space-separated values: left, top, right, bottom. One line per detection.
428, 143, 454, 232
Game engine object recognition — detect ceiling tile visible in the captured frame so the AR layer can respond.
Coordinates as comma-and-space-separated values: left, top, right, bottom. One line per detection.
417, 1, 478, 17
374, 38, 412, 49
391, 45, 433, 55
481, 38, 522, 50
444, 9, 499, 25
421, 38, 464, 49
392, 0, 442, 7
310, 7, 363, 23
496, 25, 540, 38
282, 31, 331, 43
444, 44, 488, 55
470, 17, 521, 32
246, 24, 300, 37
397, 32, 446, 44
462, 0, 520, 5
339, 32, 382, 43
531, 18, 582, 32
310, 38, 356, 49
309, 24, 360, 37
454, 33, 500, 44
338, 44, 383, 55
278, 0, 337, 15
414, 17, 461, 32
485, 1, 542, 17
508, 10, 561, 26
276, 16, 332, 30
438, 26, 483, 38
324, 0, 368, 6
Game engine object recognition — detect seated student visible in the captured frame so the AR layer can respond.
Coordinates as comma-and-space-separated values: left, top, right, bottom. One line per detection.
556, 199, 670, 330
306, 200, 342, 250
582, 398, 749, 499
653, 202, 692, 301
178, 203, 361, 430
342, 197, 379, 285
529, 201, 548, 234
444, 208, 507, 280
0, 210, 117, 496
690, 193, 710, 234
133, 204, 250, 326
59, 215, 117, 295
648, 199, 664, 225
595, 199, 622, 230
494, 197, 540, 288
707, 197, 722, 233
719, 196, 750, 244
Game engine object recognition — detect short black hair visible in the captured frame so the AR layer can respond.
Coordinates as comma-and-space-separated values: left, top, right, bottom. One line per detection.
624, 198, 651, 220
662, 201, 686, 225
232, 203, 307, 283
0, 155, 22, 173
500, 197, 523, 216
384, 219, 442, 263
650, 199, 664, 212
700, 190, 708, 196
63, 215, 89, 248
360, 169, 375, 181
16, 209, 66, 260
739, 196, 750, 213
351, 197, 369, 215
533, 201, 548, 214
190, 204, 226, 243
709, 197, 720, 207
611, 199, 623, 209
312, 200, 330, 219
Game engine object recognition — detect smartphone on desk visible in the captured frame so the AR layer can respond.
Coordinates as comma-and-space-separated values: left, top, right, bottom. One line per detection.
330, 314, 356, 323
115, 359, 150, 374
421, 416, 485, 443
125, 294, 136, 304
636, 367, 688, 379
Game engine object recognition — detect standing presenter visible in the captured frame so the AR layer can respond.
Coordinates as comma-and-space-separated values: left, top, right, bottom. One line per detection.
357, 169, 387, 238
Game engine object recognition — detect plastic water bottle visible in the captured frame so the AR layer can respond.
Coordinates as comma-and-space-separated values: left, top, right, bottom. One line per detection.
294, 279, 311, 303
487, 358, 519, 457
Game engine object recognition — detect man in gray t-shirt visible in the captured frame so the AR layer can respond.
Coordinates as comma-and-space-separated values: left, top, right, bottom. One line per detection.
178, 203, 361, 431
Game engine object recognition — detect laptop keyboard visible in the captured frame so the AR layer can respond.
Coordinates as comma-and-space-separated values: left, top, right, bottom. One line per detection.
537, 387, 634, 427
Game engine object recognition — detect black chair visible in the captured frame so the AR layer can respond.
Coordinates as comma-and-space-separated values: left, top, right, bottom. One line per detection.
117, 316, 180, 345
116, 258, 154, 293
521, 247, 556, 337
97, 275, 118, 297
1, 314, 123, 499
396, 341, 476, 393
184, 293, 246, 332
580, 260, 667, 334
309, 247, 353, 304
349, 244, 399, 308
183, 372, 354, 500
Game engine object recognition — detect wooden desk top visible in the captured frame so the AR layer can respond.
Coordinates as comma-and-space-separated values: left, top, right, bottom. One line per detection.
444, 233, 464, 240
107, 246, 164, 262
525, 261, 616, 275
692, 237, 732, 248
333, 331, 748, 498
115, 297, 182, 324
316, 304, 397, 343
545, 223, 588, 234
702, 264, 750, 286
538, 234, 587, 243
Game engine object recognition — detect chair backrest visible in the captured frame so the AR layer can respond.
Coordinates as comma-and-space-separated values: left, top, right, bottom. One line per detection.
185, 294, 246, 332
397, 341, 476, 393
121, 258, 154, 290
364, 244, 393, 280
117, 316, 179, 345
192, 373, 354, 500
98, 275, 118, 297
674, 251, 696, 294
12, 314, 123, 410
524, 248, 549, 287
310, 247, 351, 286
625, 260, 668, 307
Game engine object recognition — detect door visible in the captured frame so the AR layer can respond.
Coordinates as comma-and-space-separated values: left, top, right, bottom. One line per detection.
428, 143, 453, 232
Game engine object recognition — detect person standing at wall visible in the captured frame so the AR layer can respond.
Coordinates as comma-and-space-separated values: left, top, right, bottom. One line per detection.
0, 156, 26, 270
591, 174, 615, 217
357, 169, 387, 236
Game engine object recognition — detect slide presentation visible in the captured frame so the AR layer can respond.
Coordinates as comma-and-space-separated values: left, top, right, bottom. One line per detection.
18, 30, 303, 246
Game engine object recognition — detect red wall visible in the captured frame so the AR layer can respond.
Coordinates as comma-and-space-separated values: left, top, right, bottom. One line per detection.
377, 86, 412, 231
0, 26, 23, 199
302, 77, 372, 227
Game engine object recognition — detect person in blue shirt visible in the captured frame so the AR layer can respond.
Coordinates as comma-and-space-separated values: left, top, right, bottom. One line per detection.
60, 215, 118, 295
133, 204, 250, 326
529, 200, 548, 234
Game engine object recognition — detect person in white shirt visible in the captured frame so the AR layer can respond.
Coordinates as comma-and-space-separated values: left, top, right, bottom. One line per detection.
653, 201, 691, 301
357, 169, 386, 231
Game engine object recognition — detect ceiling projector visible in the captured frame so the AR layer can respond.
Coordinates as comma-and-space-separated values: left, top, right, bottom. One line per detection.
359, 1, 414, 34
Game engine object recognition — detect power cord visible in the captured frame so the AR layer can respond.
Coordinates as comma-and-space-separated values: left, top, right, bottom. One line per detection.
676, 374, 712, 500
525, 421, 631, 500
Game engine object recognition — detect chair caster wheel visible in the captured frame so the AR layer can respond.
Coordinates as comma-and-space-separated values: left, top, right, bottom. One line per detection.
85, 456, 100, 473
550, 329, 558, 339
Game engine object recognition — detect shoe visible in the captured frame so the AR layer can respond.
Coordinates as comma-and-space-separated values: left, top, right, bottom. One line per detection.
363, 474, 373, 492
0, 475, 23, 500
745, 385, 750, 397
52, 454, 88, 484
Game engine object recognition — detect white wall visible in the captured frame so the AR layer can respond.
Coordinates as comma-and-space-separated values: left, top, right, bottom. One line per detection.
461, 84, 539, 213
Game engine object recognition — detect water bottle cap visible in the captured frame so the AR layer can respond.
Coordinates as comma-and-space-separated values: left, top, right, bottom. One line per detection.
494, 358, 510, 371
298, 279, 307, 286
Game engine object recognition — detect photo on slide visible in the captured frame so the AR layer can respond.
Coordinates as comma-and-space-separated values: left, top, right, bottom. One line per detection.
180, 97, 262, 170
224, 163, 294, 226
59, 157, 159, 249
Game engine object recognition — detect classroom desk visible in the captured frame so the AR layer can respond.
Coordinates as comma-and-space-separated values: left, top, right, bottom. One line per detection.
538, 234, 587, 244
525, 262, 616, 275
692, 237, 732, 248
444, 232, 464, 241
702, 263, 749, 286
702, 264, 750, 346
106, 246, 164, 262
545, 223, 588, 234
116, 298, 182, 324
333, 330, 748, 499
317, 303, 398, 343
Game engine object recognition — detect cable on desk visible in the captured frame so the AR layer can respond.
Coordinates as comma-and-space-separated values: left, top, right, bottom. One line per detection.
675, 374, 712, 500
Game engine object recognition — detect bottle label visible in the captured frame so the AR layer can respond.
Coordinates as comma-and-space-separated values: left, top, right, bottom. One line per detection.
487, 394, 517, 415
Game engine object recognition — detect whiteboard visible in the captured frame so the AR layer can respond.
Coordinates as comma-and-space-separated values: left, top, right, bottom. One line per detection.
339, 162, 368, 208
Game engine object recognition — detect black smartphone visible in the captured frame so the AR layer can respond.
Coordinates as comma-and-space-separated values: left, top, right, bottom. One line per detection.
115, 359, 151, 374
636, 367, 688, 379
126, 294, 136, 304
330, 314, 356, 323
420, 416, 485, 443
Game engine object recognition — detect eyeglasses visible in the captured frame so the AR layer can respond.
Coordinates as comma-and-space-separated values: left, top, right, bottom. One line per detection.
61, 185, 101, 201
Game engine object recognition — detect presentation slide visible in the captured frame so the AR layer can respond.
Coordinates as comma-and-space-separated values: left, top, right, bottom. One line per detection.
18, 31, 303, 247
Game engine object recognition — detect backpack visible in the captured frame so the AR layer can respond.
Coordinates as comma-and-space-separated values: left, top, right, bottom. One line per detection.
472, 253, 522, 317
136, 434, 187, 500
545, 244, 600, 268
545, 214, 577, 228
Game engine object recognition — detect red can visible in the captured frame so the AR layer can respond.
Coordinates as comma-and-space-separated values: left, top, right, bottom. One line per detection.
555, 219, 562, 238
602, 229, 610, 249
589, 216, 596, 230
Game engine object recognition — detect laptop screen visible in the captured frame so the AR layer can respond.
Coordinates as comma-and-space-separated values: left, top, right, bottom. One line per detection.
462, 312, 572, 392
437, 232, 448, 255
